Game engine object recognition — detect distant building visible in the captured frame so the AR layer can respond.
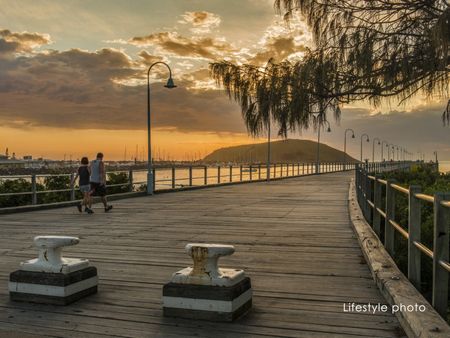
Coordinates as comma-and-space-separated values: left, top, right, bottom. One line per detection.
23, 155, 33, 160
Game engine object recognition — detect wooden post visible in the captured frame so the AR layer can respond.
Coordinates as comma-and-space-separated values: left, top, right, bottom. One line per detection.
373, 177, 382, 237
229, 165, 233, 182
171, 167, 175, 189
432, 192, 450, 317
31, 174, 37, 205
204, 166, 207, 185
239, 165, 243, 181
385, 179, 396, 256
249, 165, 253, 180
218, 166, 221, 184
273, 164, 276, 178
366, 172, 372, 221
408, 185, 421, 290
258, 164, 261, 180
280, 164, 283, 177
297, 163, 300, 175
189, 166, 193, 186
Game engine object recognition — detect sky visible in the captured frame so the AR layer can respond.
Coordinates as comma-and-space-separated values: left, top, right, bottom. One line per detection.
0, 0, 449, 162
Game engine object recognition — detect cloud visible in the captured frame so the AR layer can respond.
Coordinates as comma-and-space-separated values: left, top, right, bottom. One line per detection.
129, 32, 234, 60
250, 36, 308, 65
0, 29, 51, 55
0, 31, 244, 134
178, 11, 221, 34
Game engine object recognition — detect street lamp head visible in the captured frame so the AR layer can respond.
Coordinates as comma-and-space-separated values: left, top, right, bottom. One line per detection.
378, 141, 380, 145
366, 138, 370, 142
164, 77, 177, 89
351, 133, 355, 138
327, 126, 331, 132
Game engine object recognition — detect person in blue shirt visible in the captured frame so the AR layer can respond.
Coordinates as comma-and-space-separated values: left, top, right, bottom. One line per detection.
72, 157, 93, 214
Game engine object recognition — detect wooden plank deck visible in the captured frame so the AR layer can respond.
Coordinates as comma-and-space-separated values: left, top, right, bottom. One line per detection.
0, 172, 405, 338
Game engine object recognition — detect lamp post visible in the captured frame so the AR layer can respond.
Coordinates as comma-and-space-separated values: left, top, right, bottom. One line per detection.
388, 143, 395, 161
343, 128, 355, 170
372, 138, 380, 163
381, 141, 388, 161
360, 133, 369, 162
146, 62, 176, 194
266, 118, 271, 181
310, 112, 331, 174
316, 119, 331, 173
433, 151, 438, 163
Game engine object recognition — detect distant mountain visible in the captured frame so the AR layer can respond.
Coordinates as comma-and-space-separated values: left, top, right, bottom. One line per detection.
203, 139, 358, 164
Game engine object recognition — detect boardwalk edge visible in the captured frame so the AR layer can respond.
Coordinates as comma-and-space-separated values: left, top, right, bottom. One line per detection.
348, 179, 450, 338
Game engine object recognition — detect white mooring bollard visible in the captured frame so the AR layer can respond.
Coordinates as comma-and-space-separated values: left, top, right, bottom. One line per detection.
163, 243, 252, 322
9, 236, 98, 305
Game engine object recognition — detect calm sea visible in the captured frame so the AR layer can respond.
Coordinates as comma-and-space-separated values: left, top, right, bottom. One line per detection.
439, 161, 450, 174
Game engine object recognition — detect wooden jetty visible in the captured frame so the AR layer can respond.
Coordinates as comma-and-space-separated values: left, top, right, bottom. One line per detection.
0, 172, 405, 337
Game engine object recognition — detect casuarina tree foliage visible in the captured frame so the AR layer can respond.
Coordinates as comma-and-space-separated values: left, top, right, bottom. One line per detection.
210, 0, 450, 136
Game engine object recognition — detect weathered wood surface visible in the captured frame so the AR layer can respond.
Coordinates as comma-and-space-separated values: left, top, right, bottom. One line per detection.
0, 172, 405, 337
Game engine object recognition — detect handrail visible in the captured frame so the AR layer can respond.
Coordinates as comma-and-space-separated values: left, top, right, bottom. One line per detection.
391, 183, 409, 195
414, 193, 434, 203
1, 161, 356, 208
355, 161, 450, 318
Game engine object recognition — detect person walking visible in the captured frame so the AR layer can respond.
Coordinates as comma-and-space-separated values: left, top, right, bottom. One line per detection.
90, 152, 113, 212
72, 157, 94, 214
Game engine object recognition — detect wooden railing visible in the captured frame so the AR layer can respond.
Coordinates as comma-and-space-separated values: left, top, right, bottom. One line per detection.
355, 161, 449, 318
0, 162, 356, 209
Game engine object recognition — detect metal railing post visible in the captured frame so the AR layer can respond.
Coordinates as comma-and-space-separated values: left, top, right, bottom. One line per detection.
189, 166, 193, 186
432, 192, 450, 317
171, 167, 175, 189
373, 176, 382, 236
249, 164, 253, 181
408, 185, 421, 290
258, 164, 261, 180
152, 168, 156, 191
239, 165, 243, 181
204, 166, 207, 185
31, 174, 37, 205
385, 179, 396, 255
129, 170, 134, 192
229, 165, 233, 182
218, 166, 221, 184
70, 173, 76, 200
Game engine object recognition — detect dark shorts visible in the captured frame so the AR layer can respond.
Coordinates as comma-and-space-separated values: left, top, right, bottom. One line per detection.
90, 182, 107, 196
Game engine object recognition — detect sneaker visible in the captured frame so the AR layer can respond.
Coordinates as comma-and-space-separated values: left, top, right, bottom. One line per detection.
85, 208, 94, 214
77, 204, 82, 213
105, 205, 113, 212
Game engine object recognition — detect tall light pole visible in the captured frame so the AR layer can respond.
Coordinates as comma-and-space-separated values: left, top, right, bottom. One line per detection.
343, 128, 355, 170
360, 133, 369, 162
433, 151, 438, 163
310, 112, 331, 174
147, 62, 176, 194
266, 118, 271, 181
316, 119, 331, 173
381, 140, 389, 161
372, 138, 380, 163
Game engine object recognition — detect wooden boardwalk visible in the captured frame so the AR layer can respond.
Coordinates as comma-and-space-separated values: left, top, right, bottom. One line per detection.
0, 172, 405, 338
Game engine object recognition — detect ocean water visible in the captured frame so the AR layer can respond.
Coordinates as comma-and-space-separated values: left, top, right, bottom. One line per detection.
439, 161, 450, 174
